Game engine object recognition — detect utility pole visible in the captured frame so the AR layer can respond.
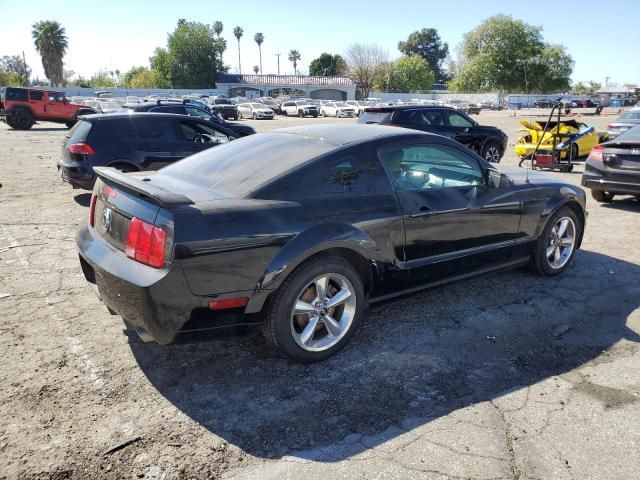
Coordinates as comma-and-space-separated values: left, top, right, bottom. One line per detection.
605, 76, 610, 88
22, 51, 28, 86
275, 53, 281, 75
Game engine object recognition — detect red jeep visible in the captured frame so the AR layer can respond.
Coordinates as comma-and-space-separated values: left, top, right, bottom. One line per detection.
0, 87, 96, 130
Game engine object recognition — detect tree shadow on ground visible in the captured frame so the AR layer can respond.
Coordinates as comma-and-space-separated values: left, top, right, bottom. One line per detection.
129, 249, 640, 460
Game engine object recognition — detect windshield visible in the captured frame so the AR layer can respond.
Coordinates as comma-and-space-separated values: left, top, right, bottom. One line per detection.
161, 133, 336, 197
335, 102, 348, 107
357, 111, 392, 124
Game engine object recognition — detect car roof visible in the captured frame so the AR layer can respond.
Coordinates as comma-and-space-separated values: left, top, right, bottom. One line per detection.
364, 105, 457, 112
274, 124, 432, 146
82, 112, 202, 122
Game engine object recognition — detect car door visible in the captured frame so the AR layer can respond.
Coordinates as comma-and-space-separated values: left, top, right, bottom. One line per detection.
443, 110, 482, 152
28, 90, 45, 117
45, 91, 66, 119
134, 117, 185, 170
378, 141, 522, 286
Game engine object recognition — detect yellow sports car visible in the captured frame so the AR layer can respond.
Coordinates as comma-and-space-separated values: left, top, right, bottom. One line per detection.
515, 119, 600, 159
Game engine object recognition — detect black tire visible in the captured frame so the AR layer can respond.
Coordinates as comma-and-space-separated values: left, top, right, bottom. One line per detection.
282, 110, 288, 116
482, 140, 502, 163
298, 110, 304, 118
12, 110, 34, 130
65, 120, 76, 129
263, 255, 365, 363
5, 116, 16, 128
570, 143, 579, 160
529, 206, 581, 276
312, 114, 318, 118
591, 190, 614, 203
252, 113, 257, 120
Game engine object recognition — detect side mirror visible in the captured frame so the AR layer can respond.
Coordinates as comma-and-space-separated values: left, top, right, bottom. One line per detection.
487, 169, 502, 188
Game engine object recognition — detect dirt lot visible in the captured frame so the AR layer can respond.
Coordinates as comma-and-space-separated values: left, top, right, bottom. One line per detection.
1, 110, 639, 480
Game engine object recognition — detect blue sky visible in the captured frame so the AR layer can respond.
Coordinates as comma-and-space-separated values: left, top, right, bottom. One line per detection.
1, 0, 638, 86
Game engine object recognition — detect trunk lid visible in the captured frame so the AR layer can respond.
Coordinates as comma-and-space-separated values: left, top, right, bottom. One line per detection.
604, 143, 640, 172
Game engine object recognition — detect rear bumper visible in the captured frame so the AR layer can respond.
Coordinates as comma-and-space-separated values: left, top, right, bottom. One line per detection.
76, 223, 260, 344
581, 168, 640, 195
57, 159, 95, 189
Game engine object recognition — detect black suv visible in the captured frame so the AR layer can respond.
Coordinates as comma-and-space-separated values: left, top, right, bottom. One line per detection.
358, 106, 508, 163
57, 112, 237, 189
123, 101, 255, 137
209, 98, 239, 120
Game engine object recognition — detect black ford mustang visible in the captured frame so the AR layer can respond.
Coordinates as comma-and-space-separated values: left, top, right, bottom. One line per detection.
77, 125, 587, 363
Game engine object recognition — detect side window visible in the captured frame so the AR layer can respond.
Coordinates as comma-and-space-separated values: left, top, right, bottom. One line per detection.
49, 92, 65, 103
378, 144, 484, 191
185, 106, 211, 119
135, 119, 170, 138
150, 106, 183, 114
446, 111, 473, 128
29, 91, 44, 101
177, 120, 230, 144
291, 156, 369, 196
6, 89, 28, 101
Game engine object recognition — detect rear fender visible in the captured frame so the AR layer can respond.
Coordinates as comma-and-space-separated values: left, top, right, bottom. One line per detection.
247, 223, 379, 312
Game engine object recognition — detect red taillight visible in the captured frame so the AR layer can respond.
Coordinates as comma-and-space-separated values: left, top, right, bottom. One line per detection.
208, 297, 249, 310
67, 143, 96, 155
102, 185, 117, 198
588, 144, 604, 162
89, 193, 97, 226
124, 217, 166, 268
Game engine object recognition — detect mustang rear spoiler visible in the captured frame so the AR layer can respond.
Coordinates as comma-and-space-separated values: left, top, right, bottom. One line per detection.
93, 167, 194, 206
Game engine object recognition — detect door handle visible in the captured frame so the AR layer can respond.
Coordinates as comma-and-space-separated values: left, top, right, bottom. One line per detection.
409, 205, 432, 218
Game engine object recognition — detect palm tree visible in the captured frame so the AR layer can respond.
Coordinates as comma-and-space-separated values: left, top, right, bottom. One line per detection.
254, 32, 264, 74
288, 49, 301, 75
32, 20, 68, 86
213, 21, 223, 38
253, 65, 259, 74
233, 26, 243, 74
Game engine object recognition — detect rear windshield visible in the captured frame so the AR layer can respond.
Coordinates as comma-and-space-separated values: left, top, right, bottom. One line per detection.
161, 133, 336, 197
357, 111, 392, 124
618, 111, 640, 121
611, 124, 640, 143
67, 120, 92, 142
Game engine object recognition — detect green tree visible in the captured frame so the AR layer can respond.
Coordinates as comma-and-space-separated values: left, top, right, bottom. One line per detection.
397, 28, 449, 82
130, 69, 158, 88
253, 65, 259, 74
233, 26, 244, 74
450, 15, 573, 93
32, 20, 68, 86
0, 55, 31, 83
150, 20, 223, 88
0, 70, 24, 86
89, 70, 116, 88
377, 55, 435, 92
122, 66, 147, 87
309, 53, 347, 76
573, 80, 601, 95
254, 32, 264, 74
288, 49, 301, 75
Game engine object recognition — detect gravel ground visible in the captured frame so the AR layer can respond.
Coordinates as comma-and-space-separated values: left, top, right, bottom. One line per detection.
1, 109, 639, 480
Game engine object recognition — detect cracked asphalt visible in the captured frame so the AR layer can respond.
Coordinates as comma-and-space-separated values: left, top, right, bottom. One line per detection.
1, 110, 639, 480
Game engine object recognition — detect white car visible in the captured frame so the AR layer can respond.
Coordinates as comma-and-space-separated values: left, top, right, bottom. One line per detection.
345, 100, 376, 116
320, 102, 356, 118
237, 103, 275, 120
280, 100, 319, 117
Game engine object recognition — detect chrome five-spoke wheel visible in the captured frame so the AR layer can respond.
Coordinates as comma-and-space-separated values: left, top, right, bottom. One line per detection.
290, 273, 357, 352
546, 217, 576, 269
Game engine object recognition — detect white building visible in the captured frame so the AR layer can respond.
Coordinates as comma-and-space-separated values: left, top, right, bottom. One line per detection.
215, 74, 356, 100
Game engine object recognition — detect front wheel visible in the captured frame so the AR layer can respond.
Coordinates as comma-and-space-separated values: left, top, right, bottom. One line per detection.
252, 113, 257, 120
298, 110, 304, 118
529, 207, 581, 276
591, 190, 614, 203
263, 255, 365, 363
482, 141, 501, 163
12, 110, 34, 130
